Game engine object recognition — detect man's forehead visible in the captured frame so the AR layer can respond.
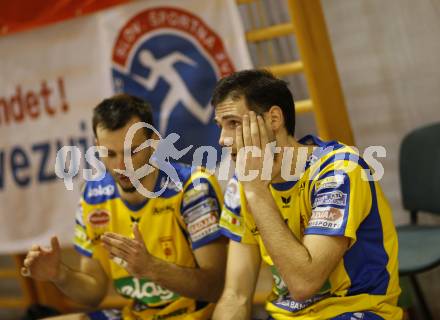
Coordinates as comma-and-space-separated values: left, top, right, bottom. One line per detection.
215, 97, 248, 118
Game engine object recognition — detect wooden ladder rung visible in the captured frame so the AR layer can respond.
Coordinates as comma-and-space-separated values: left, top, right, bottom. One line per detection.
0, 268, 18, 278
295, 99, 313, 114
263, 61, 304, 77
0, 297, 28, 308
246, 23, 295, 42
236, 0, 256, 5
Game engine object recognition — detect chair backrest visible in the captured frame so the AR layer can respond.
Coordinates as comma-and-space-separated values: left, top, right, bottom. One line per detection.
399, 122, 440, 215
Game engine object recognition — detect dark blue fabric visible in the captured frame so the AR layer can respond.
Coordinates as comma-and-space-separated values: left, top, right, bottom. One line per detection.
331, 311, 384, 320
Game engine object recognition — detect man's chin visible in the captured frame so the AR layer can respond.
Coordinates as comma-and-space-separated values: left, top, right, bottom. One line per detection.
119, 184, 137, 193
115, 176, 137, 193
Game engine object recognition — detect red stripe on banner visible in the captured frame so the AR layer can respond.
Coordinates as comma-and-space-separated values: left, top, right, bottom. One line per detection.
112, 6, 235, 77
0, 0, 130, 36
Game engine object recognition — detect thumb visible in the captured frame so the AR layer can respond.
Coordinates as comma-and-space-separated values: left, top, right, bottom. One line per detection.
133, 224, 144, 244
50, 236, 61, 254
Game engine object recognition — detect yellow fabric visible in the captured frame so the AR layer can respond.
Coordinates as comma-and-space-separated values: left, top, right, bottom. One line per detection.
74, 164, 223, 319
220, 136, 402, 319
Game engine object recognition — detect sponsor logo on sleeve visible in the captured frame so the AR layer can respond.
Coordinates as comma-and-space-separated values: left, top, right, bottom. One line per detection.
75, 204, 85, 226
191, 223, 219, 242
313, 190, 347, 208
308, 207, 344, 229
74, 226, 88, 241
315, 175, 344, 192
219, 209, 243, 236
182, 183, 209, 207
87, 185, 115, 198
224, 179, 240, 210
183, 198, 218, 221
188, 212, 218, 236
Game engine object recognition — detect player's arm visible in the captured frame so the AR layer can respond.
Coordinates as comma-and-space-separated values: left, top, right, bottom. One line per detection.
22, 237, 109, 307
212, 240, 261, 320
54, 254, 109, 307
237, 112, 350, 301
147, 236, 226, 302
245, 188, 348, 301
102, 224, 226, 302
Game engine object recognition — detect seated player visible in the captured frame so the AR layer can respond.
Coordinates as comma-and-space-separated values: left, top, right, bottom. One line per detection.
22, 94, 226, 320
211, 70, 402, 320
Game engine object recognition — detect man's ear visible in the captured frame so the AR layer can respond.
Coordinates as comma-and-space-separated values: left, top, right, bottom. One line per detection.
267, 105, 284, 132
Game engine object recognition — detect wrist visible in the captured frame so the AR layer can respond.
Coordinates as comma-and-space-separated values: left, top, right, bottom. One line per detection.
52, 262, 68, 285
140, 256, 156, 280
243, 182, 270, 198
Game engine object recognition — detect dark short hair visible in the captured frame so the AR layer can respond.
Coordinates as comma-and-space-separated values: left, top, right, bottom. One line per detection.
211, 69, 295, 136
92, 94, 154, 137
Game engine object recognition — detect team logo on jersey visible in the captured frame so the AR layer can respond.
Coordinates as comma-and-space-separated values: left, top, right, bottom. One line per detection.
152, 204, 175, 215
281, 195, 291, 208
130, 216, 141, 224
115, 277, 178, 305
159, 236, 176, 261
88, 209, 111, 228
111, 7, 235, 163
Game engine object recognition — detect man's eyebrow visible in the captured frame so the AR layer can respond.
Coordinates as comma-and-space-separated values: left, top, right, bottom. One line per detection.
215, 115, 241, 122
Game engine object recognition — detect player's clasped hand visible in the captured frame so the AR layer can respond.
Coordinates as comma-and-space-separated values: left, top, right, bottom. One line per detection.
101, 224, 153, 279
21, 236, 62, 282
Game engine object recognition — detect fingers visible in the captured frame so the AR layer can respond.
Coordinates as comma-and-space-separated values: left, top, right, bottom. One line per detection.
132, 224, 144, 245
249, 112, 261, 148
104, 232, 136, 250
102, 237, 131, 260
235, 124, 243, 152
50, 236, 60, 253
101, 234, 133, 258
21, 267, 31, 277
106, 244, 130, 261
242, 114, 252, 147
23, 250, 41, 268
256, 115, 268, 149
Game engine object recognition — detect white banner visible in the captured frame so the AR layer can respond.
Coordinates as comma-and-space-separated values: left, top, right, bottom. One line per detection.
0, 0, 252, 254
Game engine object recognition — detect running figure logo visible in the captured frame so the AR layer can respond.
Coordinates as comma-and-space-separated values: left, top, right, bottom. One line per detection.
132, 50, 213, 135
111, 7, 235, 164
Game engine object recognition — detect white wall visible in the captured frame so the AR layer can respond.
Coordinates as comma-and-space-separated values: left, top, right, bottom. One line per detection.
322, 0, 440, 316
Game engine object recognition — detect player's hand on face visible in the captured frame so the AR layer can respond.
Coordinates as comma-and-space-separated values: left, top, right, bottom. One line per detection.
102, 224, 152, 279
21, 237, 62, 282
235, 111, 277, 189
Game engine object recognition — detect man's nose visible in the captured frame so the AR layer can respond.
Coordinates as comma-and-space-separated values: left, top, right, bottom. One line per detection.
115, 155, 126, 171
219, 131, 233, 148
219, 129, 228, 146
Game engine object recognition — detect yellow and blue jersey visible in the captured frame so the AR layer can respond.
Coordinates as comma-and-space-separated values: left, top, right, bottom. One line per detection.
74, 162, 223, 320
220, 135, 402, 320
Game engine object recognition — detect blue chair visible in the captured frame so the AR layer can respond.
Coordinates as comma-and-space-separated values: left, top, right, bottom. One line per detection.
398, 122, 440, 320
